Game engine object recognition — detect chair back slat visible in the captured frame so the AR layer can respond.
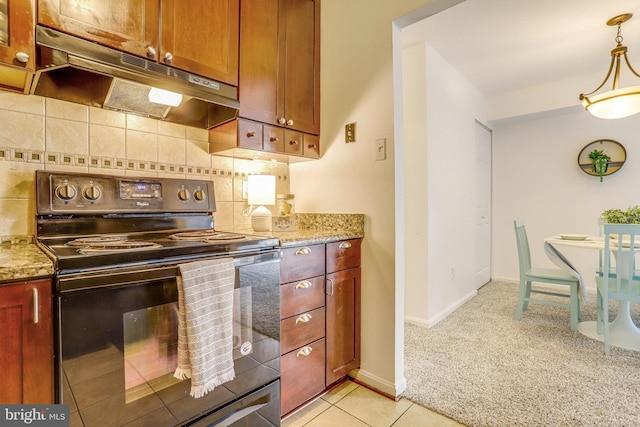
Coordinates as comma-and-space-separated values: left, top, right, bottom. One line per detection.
602, 223, 640, 299
514, 220, 532, 276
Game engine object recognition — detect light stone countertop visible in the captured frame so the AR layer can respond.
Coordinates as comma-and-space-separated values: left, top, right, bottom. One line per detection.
0, 214, 364, 281
219, 213, 365, 247
0, 243, 54, 283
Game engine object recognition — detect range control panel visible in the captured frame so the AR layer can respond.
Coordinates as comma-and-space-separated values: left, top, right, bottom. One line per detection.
36, 171, 216, 215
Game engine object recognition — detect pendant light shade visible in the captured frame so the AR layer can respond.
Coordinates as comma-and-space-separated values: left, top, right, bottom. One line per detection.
580, 14, 640, 119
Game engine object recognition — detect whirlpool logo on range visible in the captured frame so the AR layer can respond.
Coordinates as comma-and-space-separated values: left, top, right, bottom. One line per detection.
0, 405, 69, 426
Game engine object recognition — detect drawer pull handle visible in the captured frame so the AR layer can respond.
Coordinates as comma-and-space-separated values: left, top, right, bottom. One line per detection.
295, 247, 311, 255
33, 288, 39, 324
295, 280, 313, 289
297, 346, 313, 358
326, 278, 334, 296
339, 241, 352, 249
246, 131, 256, 138
296, 313, 313, 324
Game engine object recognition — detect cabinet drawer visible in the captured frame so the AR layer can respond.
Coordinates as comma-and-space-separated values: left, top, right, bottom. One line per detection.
238, 119, 263, 150
303, 133, 320, 159
281, 307, 325, 354
284, 129, 303, 156
263, 124, 284, 152
326, 239, 361, 273
281, 339, 325, 415
280, 244, 325, 283
280, 276, 325, 319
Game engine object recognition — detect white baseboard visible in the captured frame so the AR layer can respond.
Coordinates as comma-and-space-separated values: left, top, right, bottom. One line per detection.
350, 369, 407, 398
405, 288, 478, 328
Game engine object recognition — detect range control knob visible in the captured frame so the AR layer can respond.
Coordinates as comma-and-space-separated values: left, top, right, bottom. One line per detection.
83, 185, 102, 201
193, 189, 207, 202
55, 184, 76, 201
177, 188, 190, 201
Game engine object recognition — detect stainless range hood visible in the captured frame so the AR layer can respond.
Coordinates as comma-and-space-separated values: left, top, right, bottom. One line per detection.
31, 26, 239, 129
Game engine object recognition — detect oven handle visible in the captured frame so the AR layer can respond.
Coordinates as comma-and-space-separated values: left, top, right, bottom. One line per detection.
57, 250, 282, 292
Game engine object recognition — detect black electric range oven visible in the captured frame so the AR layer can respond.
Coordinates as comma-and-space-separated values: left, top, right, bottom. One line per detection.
35, 171, 282, 427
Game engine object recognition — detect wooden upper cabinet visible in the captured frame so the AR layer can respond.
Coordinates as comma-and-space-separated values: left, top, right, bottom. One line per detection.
0, 0, 36, 91
282, 0, 319, 135
239, 0, 320, 135
161, 0, 239, 85
37, 0, 239, 84
37, 0, 159, 59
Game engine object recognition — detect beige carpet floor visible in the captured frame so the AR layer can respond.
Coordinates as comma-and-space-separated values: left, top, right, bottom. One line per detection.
403, 281, 640, 427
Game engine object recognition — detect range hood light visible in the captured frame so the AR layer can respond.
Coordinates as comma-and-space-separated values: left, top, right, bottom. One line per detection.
148, 87, 183, 107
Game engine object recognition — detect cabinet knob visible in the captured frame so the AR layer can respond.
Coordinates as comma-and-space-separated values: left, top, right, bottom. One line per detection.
295, 247, 311, 255
289, 140, 299, 145
15, 52, 29, 63
278, 118, 286, 125
146, 46, 157, 57
296, 346, 313, 358
286, 119, 294, 126
246, 131, 256, 138
164, 52, 173, 63
339, 241, 352, 249
295, 280, 313, 289
270, 136, 279, 142
295, 313, 313, 324
308, 144, 317, 149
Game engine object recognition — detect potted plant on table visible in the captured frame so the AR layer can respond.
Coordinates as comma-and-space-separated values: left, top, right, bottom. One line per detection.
588, 149, 611, 182
600, 206, 640, 224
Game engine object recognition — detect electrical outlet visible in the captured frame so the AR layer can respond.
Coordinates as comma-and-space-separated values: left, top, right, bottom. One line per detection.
242, 181, 249, 200
375, 138, 386, 161
345, 122, 356, 143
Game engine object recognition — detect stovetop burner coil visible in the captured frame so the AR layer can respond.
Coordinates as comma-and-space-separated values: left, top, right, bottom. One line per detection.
65, 236, 129, 246
77, 241, 163, 254
169, 230, 246, 241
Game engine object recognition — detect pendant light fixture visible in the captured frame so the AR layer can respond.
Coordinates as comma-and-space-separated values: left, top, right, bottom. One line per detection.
580, 13, 640, 119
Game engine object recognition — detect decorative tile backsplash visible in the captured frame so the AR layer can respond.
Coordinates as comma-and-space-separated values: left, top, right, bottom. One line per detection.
0, 91, 290, 237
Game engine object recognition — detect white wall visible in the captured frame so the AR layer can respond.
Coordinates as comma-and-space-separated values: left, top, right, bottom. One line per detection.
492, 107, 640, 292
425, 44, 488, 322
402, 41, 488, 326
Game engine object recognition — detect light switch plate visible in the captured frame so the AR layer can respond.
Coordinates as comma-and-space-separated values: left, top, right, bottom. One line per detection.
375, 138, 386, 161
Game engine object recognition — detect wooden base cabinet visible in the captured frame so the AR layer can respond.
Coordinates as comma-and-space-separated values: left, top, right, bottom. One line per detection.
279, 239, 361, 416
0, 278, 54, 404
326, 240, 361, 386
279, 244, 326, 415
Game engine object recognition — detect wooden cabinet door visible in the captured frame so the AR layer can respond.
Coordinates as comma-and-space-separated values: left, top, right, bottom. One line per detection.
161, 0, 239, 85
238, 0, 283, 125
0, 278, 53, 403
282, 0, 320, 135
38, 0, 159, 59
240, 0, 320, 135
0, 0, 35, 70
325, 267, 361, 386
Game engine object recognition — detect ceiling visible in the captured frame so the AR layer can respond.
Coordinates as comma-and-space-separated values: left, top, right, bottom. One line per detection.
402, 0, 640, 96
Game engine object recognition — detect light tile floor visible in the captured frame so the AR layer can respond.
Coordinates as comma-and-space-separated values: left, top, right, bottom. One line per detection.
282, 380, 464, 427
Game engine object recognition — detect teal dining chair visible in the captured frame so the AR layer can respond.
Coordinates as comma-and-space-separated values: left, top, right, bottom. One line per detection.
513, 220, 581, 331
596, 223, 640, 356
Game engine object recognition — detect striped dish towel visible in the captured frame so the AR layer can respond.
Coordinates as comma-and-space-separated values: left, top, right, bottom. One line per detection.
174, 258, 236, 398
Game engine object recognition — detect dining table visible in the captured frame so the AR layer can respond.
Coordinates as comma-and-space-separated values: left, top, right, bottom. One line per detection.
545, 234, 640, 352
